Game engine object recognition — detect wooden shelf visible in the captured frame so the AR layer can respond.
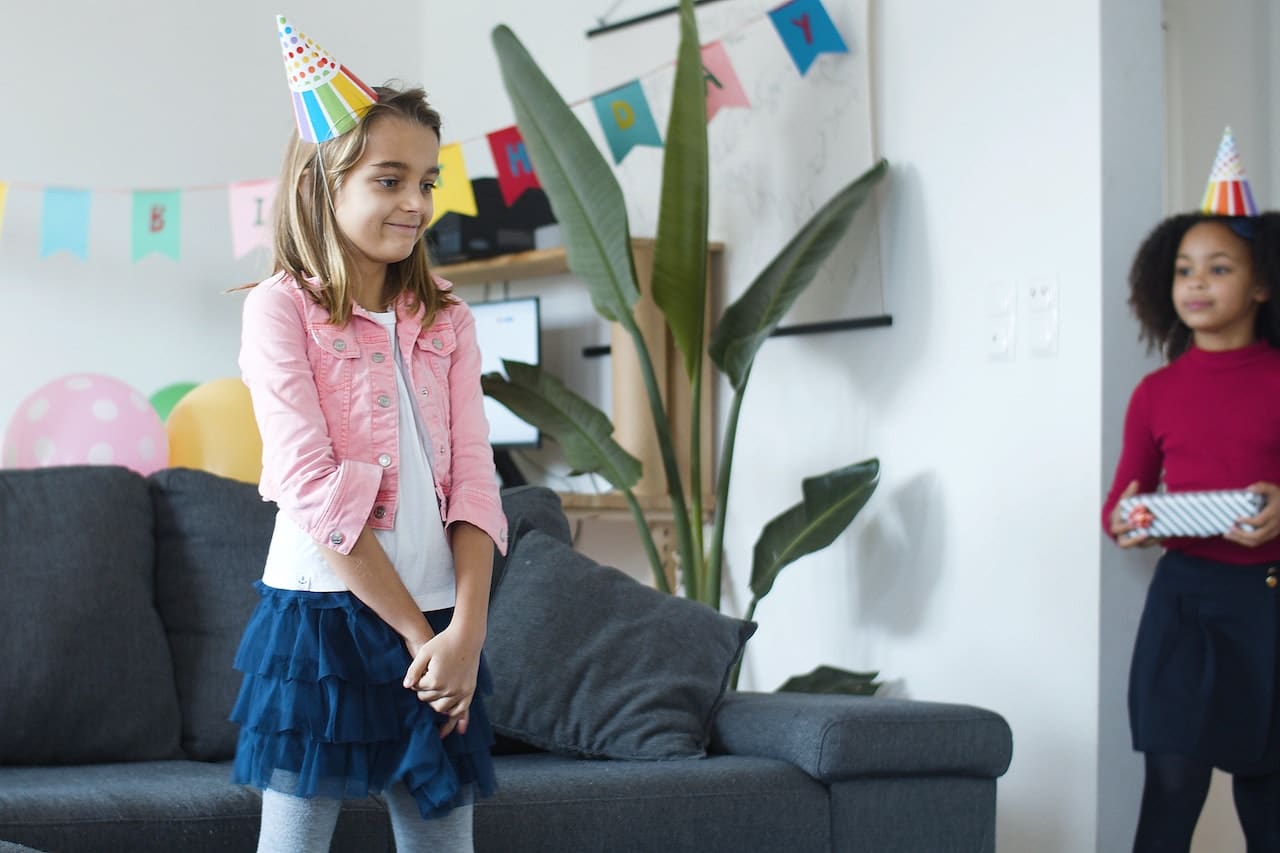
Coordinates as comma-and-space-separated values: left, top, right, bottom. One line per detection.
434, 239, 725, 287
557, 490, 715, 520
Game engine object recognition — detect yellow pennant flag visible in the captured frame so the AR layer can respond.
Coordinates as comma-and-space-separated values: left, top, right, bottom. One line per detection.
429, 143, 478, 226
0, 182, 8, 240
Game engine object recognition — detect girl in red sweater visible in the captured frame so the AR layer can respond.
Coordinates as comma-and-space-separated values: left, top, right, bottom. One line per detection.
1104, 195, 1280, 850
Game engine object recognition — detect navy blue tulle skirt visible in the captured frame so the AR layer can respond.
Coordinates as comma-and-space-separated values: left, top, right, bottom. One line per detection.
230, 581, 497, 818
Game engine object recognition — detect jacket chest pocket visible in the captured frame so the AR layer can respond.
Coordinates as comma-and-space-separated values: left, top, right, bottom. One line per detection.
415, 324, 456, 421
308, 326, 362, 391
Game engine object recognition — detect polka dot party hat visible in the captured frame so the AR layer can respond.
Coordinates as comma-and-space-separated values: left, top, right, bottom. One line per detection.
276, 14, 378, 143
1201, 126, 1258, 217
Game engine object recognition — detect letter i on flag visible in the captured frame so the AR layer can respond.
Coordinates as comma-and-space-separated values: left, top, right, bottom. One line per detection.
228, 179, 279, 258
592, 80, 663, 164
0, 182, 8, 241
40, 188, 92, 259
132, 191, 182, 261
487, 126, 541, 206
701, 42, 750, 122
768, 0, 849, 75
429, 143, 478, 225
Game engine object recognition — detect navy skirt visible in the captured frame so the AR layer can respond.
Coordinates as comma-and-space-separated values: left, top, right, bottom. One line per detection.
1129, 551, 1280, 774
230, 582, 497, 817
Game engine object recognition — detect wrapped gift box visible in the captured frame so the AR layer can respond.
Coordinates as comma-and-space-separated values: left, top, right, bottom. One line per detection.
1118, 489, 1266, 538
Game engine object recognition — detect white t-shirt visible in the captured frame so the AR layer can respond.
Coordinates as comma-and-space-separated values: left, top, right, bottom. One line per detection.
260, 310, 456, 611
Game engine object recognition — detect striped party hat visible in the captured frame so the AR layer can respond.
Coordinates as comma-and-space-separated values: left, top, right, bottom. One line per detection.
1200, 126, 1258, 217
276, 14, 378, 143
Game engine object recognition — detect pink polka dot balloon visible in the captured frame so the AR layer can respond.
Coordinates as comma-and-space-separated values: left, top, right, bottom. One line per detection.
2, 373, 169, 475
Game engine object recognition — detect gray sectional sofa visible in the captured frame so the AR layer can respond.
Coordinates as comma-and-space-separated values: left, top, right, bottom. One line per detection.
0, 465, 1012, 852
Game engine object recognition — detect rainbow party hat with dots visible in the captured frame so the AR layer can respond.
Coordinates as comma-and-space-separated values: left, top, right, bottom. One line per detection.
276, 14, 378, 143
1201, 126, 1258, 217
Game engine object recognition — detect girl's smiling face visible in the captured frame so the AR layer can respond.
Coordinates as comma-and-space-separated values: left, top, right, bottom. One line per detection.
1173, 221, 1267, 350
332, 115, 440, 292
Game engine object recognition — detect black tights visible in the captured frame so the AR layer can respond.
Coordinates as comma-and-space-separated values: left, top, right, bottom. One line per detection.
1133, 752, 1280, 852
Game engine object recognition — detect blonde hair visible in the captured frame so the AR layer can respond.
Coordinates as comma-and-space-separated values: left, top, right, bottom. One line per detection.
271, 84, 453, 326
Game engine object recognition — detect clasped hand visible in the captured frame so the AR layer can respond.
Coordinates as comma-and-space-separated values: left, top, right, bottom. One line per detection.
403, 629, 481, 738
1110, 480, 1280, 548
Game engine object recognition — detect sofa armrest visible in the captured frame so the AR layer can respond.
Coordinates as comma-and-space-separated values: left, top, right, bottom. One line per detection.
709, 692, 1013, 784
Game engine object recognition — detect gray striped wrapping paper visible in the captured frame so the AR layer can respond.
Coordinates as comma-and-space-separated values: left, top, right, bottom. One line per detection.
1118, 489, 1266, 538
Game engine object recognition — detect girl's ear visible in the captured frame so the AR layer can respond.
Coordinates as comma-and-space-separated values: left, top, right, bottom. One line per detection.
298, 168, 313, 204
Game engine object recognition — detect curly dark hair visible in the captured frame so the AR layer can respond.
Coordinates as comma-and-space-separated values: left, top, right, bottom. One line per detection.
1128, 211, 1280, 360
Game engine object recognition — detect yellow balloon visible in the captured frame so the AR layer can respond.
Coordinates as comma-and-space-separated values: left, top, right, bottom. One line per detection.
166, 378, 263, 484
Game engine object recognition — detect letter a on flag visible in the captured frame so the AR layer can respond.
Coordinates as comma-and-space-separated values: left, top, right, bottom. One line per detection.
701, 42, 750, 122
768, 0, 849, 75
592, 80, 663, 164
487, 126, 541, 206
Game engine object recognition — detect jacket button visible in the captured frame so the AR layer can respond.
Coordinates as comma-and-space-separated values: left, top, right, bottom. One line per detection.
432, 338, 443, 349
500, 529, 507, 542
420, 387, 429, 396
328, 531, 344, 546
372, 352, 385, 363
377, 394, 391, 408
378, 453, 392, 467
373, 505, 387, 519
333, 339, 346, 352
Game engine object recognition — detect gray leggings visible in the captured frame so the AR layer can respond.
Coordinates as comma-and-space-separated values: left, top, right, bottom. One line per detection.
257, 775, 474, 853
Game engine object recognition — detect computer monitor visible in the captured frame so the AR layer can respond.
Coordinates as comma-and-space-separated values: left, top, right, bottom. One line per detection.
470, 296, 541, 450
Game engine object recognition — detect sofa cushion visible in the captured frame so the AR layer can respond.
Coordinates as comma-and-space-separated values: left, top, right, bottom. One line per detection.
494, 485, 572, 597
150, 468, 278, 761
0, 466, 182, 764
485, 530, 755, 760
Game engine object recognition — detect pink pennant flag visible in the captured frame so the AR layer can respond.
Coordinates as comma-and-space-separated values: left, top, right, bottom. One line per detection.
701, 42, 750, 122
228, 179, 279, 258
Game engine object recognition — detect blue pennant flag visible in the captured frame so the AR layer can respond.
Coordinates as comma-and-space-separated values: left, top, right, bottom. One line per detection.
592, 81, 664, 164
40, 188, 92, 259
768, 0, 849, 76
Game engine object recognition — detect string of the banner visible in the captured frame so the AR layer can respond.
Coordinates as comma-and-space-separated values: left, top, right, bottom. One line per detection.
0, 7, 774, 195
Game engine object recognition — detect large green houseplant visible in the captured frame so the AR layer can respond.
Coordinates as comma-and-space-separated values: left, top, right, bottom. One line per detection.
485, 0, 886, 692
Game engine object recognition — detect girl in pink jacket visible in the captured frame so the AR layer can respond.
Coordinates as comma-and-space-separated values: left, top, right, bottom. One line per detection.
230, 18, 506, 853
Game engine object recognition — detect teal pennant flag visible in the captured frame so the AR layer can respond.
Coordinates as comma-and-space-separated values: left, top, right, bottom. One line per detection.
40, 189, 92, 259
592, 81, 663, 164
769, 0, 849, 75
132, 191, 182, 261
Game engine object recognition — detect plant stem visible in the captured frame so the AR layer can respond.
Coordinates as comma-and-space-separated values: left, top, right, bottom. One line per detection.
623, 488, 670, 593
623, 320, 697, 595
689, 361, 706, 603
706, 376, 748, 613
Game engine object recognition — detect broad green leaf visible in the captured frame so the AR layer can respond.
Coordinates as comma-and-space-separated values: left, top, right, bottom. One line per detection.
750, 459, 880, 601
482, 361, 641, 491
491, 26, 639, 324
777, 665, 881, 696
651, 0, 709, 380
710, 160, 889, 390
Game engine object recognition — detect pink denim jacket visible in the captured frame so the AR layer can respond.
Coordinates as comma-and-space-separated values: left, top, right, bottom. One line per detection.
239, 271, 507, 558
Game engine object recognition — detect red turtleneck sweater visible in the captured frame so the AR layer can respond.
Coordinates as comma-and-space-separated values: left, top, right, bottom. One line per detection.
1102, 340, 1280, 564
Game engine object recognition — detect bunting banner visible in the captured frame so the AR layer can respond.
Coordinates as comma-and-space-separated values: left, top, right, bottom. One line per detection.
592, 80, 664, 164
701, 42, 751, 122
40, 189, 91, 259
228, 179, 279, 258
429, 143, 478, 225
131, 191, 182, 261
3, 0, 853, 262
487, 125, 541, 206
769, 0, 850, 75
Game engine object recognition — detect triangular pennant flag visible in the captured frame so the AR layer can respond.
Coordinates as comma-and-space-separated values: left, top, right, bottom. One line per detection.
592, 80, 664, 164
276, 14, 379, 143
0, 182, 8, 241
487, 126, 541, 206
768, 0, 850, 75
228, 179, 279, 258
429, 143, 478, 225
701, 42, 750, 122
1201, 126, 1258, 217
40, 189, 91, 259
132, 191, 182, 261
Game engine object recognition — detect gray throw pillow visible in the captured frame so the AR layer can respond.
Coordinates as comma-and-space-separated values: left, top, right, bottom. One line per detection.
150, 468, 278, 761
494, 485, 573, 597
0, 466, 182, 764
485, 530, 756, 760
